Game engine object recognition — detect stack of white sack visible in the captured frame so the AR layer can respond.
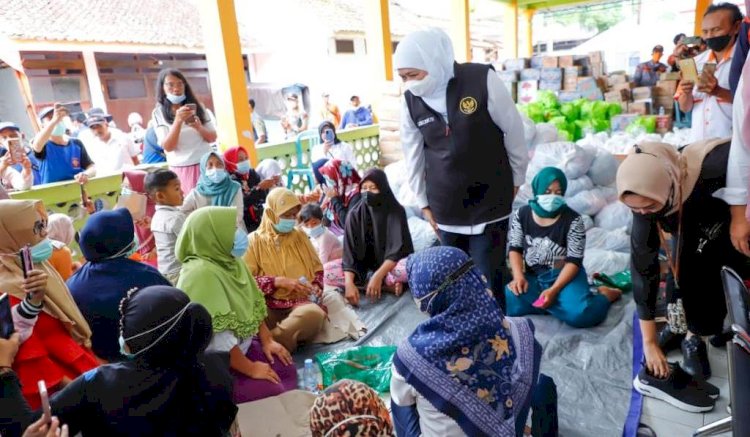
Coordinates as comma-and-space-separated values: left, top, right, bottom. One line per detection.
520, 115, 559, 150
515, 140, 637, 278
384, 160, 441, 252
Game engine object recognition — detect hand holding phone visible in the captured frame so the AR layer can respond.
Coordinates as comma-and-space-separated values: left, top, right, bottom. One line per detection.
38, 380, 52, 422
184, 103, 197, 124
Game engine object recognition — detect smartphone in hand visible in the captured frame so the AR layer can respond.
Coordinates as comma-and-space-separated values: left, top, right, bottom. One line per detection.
19, 245, 33, 279
0, 293, 13, 339
184, 103, 197, 124
38, 380, 52, 422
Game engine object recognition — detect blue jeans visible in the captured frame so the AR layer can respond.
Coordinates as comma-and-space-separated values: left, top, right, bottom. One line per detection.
505, 268, 611, 328
439, 220, 508, 311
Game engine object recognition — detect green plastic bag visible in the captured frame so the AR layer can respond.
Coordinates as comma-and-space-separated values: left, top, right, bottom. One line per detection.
593, 270, 632, 292
315, 345, 397, 393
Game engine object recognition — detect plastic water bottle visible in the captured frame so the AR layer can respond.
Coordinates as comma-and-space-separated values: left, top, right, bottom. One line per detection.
300, 276, 318, 304
658, 106, 665, 116
303, 359, 318, 393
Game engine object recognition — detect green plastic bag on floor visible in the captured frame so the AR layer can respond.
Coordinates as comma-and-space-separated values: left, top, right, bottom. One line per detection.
315, 345, 397, 393
593, 270, 632, 292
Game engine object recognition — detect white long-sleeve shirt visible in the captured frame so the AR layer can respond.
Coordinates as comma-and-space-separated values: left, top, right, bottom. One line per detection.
714, 72, 749, 206
1, 166, 32, 191
400, 69, 529, 235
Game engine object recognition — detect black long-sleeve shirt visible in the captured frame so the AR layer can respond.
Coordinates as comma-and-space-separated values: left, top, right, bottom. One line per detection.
630, 143, 730, 321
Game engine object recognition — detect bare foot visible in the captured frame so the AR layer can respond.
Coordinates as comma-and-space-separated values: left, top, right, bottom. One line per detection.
598, 286, 622, 303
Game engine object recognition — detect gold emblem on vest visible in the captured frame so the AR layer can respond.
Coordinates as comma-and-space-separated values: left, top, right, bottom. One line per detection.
459, 97, 477, 115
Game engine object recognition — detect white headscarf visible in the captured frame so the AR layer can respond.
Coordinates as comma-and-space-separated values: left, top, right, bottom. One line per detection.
393, 28, 456, 118
256, 159, 283, 184
47, 213, 75, 249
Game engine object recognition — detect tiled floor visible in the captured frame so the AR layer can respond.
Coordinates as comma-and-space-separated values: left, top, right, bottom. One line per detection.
640, 344, 732, 437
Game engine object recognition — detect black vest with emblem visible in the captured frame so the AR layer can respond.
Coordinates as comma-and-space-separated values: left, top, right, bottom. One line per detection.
404, 62, 514, 226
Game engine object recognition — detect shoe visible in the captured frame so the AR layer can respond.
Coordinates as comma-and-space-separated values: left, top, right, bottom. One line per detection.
671, 363, 719, 399
682, 336, 711, 380
658, 325, 686, 353
633, 365, 715, 413
709, 331, 733, 348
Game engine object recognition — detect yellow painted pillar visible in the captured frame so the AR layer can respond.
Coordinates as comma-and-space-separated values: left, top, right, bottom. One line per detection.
197, 0, 256, 164
451, 0, 471, 62
504, 0, 519, 60
365, 0, 393, 81
524, 9, 535, 58
694, 0, 712, 37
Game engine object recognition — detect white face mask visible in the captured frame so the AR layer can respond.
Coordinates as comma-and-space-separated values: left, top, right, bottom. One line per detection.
405, 74, 439, 97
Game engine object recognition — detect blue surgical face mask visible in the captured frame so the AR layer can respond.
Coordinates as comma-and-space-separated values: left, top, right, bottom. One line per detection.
50, 122, 66, 137
305, 224, 325, 239
231, 229, 249, 257
166, 93, 186, 104
205, 168, 228, 184
236, 160, 251, 175
30, 238, 54, 263
536, 194, 566, 213
119, 335, 136, 359
107, 235, 139, 260
274, 218, 296, 234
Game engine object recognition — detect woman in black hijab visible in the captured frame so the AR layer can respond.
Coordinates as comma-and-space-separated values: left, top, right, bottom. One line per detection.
0, 286, 237, 437
342, 168, 414, 306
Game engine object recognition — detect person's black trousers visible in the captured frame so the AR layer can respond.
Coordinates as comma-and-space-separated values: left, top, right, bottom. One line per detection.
439, 219, 508, 311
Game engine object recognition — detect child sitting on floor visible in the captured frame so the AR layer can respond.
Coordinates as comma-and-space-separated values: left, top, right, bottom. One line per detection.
505, 166, 621, 328
146, 169, 186, 285
299, 203, 343, 264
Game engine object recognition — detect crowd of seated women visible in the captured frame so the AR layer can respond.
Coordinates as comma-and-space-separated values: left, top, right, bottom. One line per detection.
0, 71, 593, 437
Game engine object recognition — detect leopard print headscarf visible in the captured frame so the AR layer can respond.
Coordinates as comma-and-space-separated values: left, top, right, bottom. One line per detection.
309, 379, 393, 437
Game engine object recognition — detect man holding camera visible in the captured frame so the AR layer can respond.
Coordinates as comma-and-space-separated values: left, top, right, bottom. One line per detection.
677, 3, 742, 143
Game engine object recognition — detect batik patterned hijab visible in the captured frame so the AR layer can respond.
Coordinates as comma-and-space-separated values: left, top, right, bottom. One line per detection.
320, 159, 361, 213
393, 246, 536, 437
309, 379, 393, 437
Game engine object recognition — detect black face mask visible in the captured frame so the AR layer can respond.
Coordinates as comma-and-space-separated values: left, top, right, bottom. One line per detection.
705, 34, 733, 52
362, 191, 383, 207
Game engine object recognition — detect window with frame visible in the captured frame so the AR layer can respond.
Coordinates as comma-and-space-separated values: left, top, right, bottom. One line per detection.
335, 39, 356, 54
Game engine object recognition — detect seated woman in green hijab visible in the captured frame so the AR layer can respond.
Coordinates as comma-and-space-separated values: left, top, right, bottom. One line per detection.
504, 167, 621, 328
176, 206, 298, 403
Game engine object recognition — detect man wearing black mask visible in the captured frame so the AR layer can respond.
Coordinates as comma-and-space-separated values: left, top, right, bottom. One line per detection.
677, 2, 742, 143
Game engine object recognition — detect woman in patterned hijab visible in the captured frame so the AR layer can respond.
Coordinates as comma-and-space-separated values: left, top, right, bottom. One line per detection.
309, 379, 393, 437
391, 246, 540, 437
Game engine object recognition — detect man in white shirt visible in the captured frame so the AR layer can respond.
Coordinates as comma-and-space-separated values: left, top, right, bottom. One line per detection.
394, 29, 529, 309
677, 4, 742, 143
84, 115, 140, 175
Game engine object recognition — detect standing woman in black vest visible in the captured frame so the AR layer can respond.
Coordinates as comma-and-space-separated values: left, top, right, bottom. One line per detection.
394, 28, 529, 309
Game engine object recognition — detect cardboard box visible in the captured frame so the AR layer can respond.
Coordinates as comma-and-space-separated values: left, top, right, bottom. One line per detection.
520, 69, 541, 81
612, 82, 636, 92
628, 101, 653, 115
504, 58, 529, 72
539, 80, 562, 91
564, 66, 582, 77
530, 57, 544, 69
498, 70, 519, 83
558, 56, 574, 68
654, 80, 678, 97
540, 67, 563, 82
564, 77, 579, 91
654, 96, 675, 110
655, 115, 673, 134
589, 51, 604, 63
605, 90, 630, 102
577, 77, 604, 101
611, 114, 640, 132
632, 86, 653, 101
558, 91, 582, 103
542, 56, 559, 68
660, 72, 681, 81
518, 80, 539, 104
608, 74, 629, 86
591, 62, 606, 78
